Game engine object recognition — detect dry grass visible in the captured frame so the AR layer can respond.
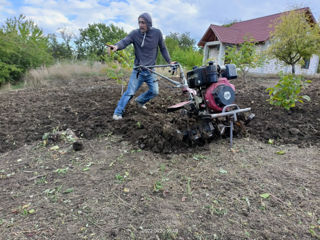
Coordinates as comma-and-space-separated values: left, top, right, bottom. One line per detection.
11, 62, 320, 91
24, 61, 109, 88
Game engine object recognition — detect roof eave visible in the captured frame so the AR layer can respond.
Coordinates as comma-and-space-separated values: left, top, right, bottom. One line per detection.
197, 24, 221, 47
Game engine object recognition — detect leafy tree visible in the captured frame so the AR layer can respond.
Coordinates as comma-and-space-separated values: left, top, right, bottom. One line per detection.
0, 31, 21, 84
48, 33, 73, 60
49, 27, 74, 60
156, 35, 179, 65
156, 32, 200, 68
268, 9, 320, 74
59, 28, 74, 54
172, 47, 203, 70
165, 32, 196, 51
224, 38, 265, 82
2, 14, 43, 41
0, 15, 53, 84
75, 23, 127, 60
176, 32, 196, 50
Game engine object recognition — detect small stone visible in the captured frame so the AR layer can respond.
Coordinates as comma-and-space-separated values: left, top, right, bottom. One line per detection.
289, 128, 300, 135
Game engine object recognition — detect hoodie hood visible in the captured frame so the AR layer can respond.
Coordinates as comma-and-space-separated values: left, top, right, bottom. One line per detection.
138, 12, 152, 30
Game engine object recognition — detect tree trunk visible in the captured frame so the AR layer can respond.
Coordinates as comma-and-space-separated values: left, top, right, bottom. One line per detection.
291, 64, 295, 74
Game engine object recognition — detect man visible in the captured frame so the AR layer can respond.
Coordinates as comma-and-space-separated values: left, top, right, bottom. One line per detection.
108, 12, 174, 120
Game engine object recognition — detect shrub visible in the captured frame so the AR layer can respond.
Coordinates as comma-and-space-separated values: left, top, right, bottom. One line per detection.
266, 73, 311, 110
103, 47, 133, 69
172, 47, 203, 70
224, 38, 265, 82
0, 62, 22, 85
0, 15, 53, 85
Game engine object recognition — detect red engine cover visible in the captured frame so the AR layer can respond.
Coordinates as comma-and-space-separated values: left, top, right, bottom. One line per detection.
204, 78, 235, 112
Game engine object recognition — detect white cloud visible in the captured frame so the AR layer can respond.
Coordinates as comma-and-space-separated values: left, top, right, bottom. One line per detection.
1, 0, 319, 42
21, 7, 70, 27
68, 0, 99, 9
24, 0, 45, 4
0, 0, 16, 22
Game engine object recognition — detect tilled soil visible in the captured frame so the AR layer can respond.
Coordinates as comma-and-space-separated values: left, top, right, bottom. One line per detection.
0, 73, 319, 239
0, 74, 319, 154
236, 77, 320, 147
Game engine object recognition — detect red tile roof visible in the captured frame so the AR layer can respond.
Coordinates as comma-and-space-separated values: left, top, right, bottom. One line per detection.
198, 7, 316, 46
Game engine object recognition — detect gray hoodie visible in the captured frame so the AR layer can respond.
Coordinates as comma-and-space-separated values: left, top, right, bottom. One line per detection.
116, 13, 171, 66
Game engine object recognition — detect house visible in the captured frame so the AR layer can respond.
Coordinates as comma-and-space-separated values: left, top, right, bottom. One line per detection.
198, 7, 319, 75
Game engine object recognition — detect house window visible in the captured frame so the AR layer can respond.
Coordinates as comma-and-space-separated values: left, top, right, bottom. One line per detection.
302, 58, 310, 69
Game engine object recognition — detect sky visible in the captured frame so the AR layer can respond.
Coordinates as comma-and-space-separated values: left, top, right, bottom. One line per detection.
1, 0, 320, 43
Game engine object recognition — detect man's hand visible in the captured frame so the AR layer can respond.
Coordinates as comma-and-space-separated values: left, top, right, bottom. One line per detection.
169, 61, 178, 75
106, 44, 118, 54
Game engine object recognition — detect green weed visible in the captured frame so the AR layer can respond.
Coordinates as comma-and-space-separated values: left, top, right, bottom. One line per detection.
153, 180, 163, 192
192, 154, 206, 161
54, 167, 69, 174
115, 172, 129, 183
186, 177, 192, 195
35, 176, 47, 185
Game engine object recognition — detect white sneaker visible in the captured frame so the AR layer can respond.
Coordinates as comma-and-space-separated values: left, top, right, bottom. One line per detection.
136, 101, 147, 109
113, 114, 122, 120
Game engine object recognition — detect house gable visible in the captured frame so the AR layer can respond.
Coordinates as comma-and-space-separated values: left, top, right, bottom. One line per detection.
198, 7, 316, 47
199, 7, 319, 75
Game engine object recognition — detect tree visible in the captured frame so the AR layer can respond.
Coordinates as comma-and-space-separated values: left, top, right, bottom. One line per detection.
0, 15, 53, 84
0, 32, 23, 85
156, 34, 179, 65
59, 27, 74, 54
156, 32, 200, 68
165, 32, 196, 50
224, 38, 265, 82
171, 47, 203, 70
268, 9, 320, 74
48, 34, 74, 60
75, 23, 127, 60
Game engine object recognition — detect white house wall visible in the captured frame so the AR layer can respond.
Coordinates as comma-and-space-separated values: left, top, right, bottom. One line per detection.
249, 55, 319, 75
204, 40, 319, 75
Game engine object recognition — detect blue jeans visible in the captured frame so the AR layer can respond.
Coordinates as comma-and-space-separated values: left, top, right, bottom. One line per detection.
114, 69, 159, 116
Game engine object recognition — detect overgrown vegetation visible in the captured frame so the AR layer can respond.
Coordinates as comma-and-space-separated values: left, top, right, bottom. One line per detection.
0, 15, 53, 85
157, 32, 203, 69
